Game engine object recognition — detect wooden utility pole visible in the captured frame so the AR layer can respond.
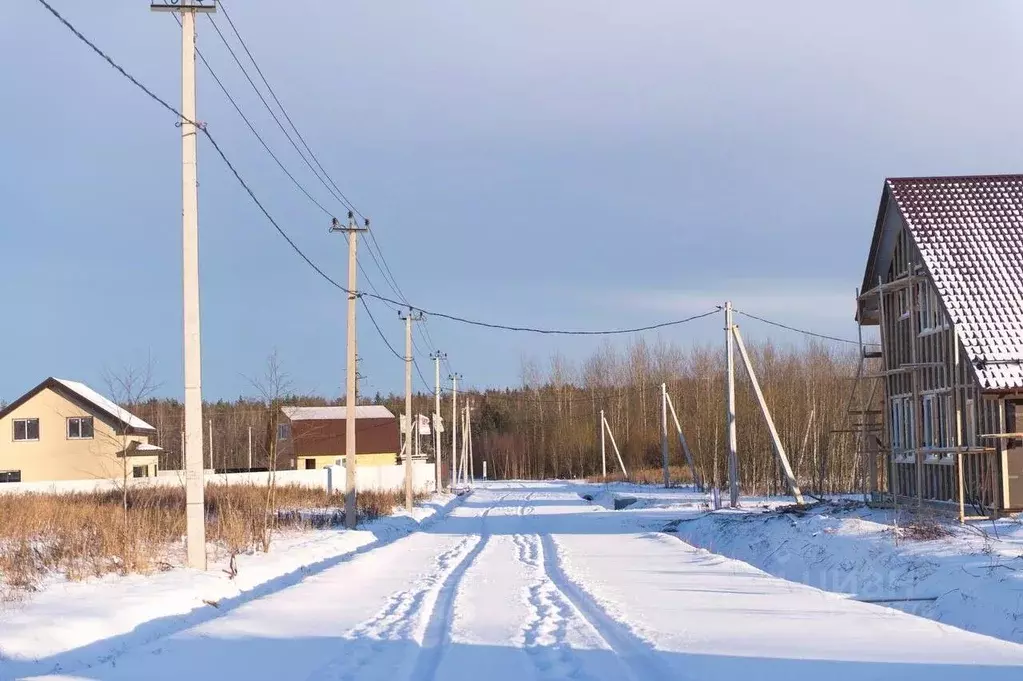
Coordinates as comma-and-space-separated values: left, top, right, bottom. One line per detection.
661, 382, 670, 488
152, 0, 216, 570
330, 212, 368, 528
400, 309, 423, 512
725, 301, 739, 507
431, 351, 445, 492
665, 392, 701, 490
449, 373, 460, 489
601, 411, 628, 477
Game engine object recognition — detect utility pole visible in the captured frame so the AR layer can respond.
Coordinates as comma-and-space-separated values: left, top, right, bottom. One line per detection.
331, 212, 368, 529
725, 301, 739, 507
431, 351, 445, 492
400, 309, 423, 512
467, 401, 475, 485
152, 0, 215, 570
449, 373, 461, 489
600, 408, 607, 481
661, 382, 669, 488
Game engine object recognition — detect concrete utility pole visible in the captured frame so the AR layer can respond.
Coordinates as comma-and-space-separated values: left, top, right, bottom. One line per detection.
152, 0, 216, 570
431, 351, 445, 492
600, 408, 607, 481
400, 309, 423, 512
449, 373, 461, 489
467, 401, 475, 485
331, 212, 368, 529
661, 382, 669, 488
725, 301, 739, 507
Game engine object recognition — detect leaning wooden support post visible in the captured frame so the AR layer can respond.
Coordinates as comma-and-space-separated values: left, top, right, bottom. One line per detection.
665, 392, 702, 490
732, 324, 805, 505
601, 412, 628, 478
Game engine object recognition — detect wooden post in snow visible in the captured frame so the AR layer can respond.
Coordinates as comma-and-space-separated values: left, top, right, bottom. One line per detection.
665, 392, 701, 490
732, 324, 805, 505
601, 411, 628, 478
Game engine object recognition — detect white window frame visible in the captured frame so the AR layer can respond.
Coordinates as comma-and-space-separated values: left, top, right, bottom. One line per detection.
66, 416, 95, 440
277, 423, 291, 441
13, 418, 40, 442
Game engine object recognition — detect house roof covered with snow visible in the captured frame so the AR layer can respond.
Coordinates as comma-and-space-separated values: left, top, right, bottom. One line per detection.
863, 174, 1023, 391
0, 377, 156, 431
281, 405, 394, 421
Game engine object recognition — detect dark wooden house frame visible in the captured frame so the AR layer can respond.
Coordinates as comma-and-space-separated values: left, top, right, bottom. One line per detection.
857, 174, 1023, 518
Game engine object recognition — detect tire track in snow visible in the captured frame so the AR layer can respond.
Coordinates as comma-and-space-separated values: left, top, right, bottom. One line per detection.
515, 532, 592, 680
513, 491, 596, 680
538, 533, 679, 681
306, 493, 510, 681
304, 535, 476, 681
406, 494, 509, 681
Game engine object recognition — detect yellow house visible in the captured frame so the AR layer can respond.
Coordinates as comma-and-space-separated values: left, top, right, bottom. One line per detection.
0, 378, 161, 483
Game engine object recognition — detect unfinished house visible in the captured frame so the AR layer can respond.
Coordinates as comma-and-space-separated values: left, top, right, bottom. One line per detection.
857, 174, 1023, 517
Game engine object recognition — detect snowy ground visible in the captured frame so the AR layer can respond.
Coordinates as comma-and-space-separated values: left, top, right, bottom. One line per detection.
5, 481, 1023, 680
584, 482, 1023, 644
0, 493, 462, 680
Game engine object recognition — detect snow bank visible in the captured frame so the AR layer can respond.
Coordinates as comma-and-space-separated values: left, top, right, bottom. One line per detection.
663, 501, 1023, 645
0, 492, 464, 679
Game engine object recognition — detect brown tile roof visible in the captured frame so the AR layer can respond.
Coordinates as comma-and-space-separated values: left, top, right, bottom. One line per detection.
887, 174, 1023, 390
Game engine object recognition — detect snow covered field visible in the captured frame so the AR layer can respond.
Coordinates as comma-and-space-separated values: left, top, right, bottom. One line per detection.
588, 482, 1023, 645
4, 481, 1023, 680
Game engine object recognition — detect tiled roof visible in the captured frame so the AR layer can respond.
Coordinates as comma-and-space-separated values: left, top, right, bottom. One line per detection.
888, 175, 1023, 390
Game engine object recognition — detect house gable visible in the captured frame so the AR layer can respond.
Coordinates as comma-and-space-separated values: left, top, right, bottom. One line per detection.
0, 378, 154, 435
861, 175, 1023, 392
0, 384, 156, 482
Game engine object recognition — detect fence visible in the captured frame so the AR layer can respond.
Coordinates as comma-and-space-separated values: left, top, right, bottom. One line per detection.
0, 463, 437, 496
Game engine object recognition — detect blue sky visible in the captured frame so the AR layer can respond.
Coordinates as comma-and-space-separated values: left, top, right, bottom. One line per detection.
3, 0, 1023, 401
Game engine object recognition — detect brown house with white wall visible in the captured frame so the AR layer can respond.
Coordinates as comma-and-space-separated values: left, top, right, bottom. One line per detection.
277, 405, 399, 470
0, 378, 160, 483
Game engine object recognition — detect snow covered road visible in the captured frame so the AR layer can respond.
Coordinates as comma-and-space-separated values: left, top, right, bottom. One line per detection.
25, 482, 1023, 680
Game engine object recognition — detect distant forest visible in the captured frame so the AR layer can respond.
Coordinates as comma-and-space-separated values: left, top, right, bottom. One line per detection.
121, 337, 864, 495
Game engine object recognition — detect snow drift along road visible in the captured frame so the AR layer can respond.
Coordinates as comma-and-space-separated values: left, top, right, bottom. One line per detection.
17, 482, 1023, 680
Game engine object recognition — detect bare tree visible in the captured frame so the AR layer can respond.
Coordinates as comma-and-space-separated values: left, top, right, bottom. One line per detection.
249, 351, 292, 552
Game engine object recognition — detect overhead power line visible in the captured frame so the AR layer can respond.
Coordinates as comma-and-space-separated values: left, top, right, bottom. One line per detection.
31, 4, 767, 342
733, 309, 880, 347
171, 13, 334, 218
217, 0, 364, 220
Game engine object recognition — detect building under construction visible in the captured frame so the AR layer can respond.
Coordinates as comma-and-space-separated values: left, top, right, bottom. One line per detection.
856, 174, 1023, 518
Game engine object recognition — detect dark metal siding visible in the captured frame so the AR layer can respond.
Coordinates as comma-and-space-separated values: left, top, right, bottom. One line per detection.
290, 416, 399, 457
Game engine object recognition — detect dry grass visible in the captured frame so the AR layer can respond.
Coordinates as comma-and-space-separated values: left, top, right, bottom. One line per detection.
0, 484, 427, 595
585, 465, 697, 487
